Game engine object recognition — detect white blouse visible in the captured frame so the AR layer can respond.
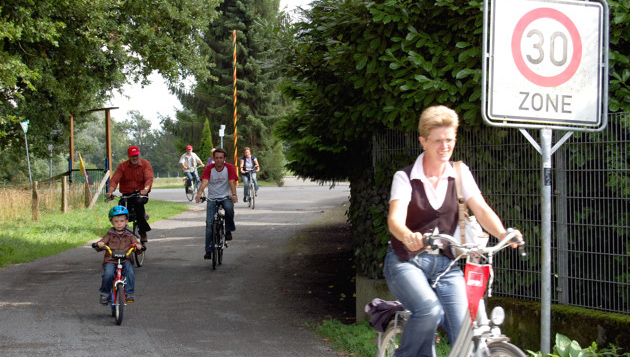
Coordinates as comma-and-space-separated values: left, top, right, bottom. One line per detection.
390, 153, 481, 210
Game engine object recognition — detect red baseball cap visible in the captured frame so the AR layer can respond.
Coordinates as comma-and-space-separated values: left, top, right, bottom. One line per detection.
186, 145, 193, 150
128, 146, 140, 156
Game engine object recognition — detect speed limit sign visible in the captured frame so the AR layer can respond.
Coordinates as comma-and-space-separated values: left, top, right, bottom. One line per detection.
483, 0, 608, 130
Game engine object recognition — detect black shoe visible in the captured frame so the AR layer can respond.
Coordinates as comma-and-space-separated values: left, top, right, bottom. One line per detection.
204, 252, 212, 260
226, 231, 232, 241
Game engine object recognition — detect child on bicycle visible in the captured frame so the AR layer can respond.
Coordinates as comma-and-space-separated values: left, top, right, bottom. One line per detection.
96, 206, 140, 305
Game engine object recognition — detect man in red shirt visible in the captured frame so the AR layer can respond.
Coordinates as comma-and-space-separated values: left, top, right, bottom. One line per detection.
106, 145, 154, 246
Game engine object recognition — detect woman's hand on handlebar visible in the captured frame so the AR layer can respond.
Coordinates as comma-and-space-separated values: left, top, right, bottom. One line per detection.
401, 231, 424, 251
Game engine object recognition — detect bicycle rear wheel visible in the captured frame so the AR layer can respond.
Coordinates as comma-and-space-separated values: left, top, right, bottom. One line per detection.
114, 283, 125, 325
487, 342, 527, 357
377, 319, 405, 357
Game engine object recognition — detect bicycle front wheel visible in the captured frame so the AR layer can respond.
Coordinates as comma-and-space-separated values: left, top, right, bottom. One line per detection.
487, 342, 527, 357
114, 283, 125, 325
134, 248, 145, 267
211, 223, 219, 270
185, 183, 194, 201
377, 319, 405, 357
250, 183, 255, 209
133, 225, 144, 267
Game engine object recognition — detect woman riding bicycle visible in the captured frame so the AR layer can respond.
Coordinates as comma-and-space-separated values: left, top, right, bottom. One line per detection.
239, 147, 260, 202
179, 145, 205, 193
195, 148, 238, 260
384, 105, 523, 356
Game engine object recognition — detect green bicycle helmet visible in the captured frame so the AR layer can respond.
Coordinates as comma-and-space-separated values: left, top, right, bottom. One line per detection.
108, 205, 129, 219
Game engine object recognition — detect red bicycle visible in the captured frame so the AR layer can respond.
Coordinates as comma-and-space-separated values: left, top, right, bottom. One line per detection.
92, 243, 138, 325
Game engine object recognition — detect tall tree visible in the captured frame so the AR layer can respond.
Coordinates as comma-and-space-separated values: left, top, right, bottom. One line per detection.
176, 0, 288, 183
0, 0, 222, 183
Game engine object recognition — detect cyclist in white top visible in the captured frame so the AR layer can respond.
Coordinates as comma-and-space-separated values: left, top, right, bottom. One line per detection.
179, 145, 205, 193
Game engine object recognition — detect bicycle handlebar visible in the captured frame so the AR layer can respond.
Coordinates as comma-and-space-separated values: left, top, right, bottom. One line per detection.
242, 165, 259, 173
106, 191, 149, 204
200, 196, 232, 203
423, 228, 526, 258
92, 243, 143, 255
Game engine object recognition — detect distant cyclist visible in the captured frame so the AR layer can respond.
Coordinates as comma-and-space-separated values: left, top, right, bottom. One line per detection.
195, 148, 238, 260
107, 145, 153, 246
179, 145, 205, 193
239, 147, 260, 202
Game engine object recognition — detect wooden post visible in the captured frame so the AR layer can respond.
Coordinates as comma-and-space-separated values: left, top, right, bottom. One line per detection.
84, 181, 90, 208
61, 176, 68, 213
69, 115, 74, 183
32, 181, 39, 221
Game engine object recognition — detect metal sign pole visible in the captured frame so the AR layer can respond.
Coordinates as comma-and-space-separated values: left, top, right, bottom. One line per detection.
540, 128, 552, 353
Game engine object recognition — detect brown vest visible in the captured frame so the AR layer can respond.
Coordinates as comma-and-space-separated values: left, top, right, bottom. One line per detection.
391, 165, 459, 261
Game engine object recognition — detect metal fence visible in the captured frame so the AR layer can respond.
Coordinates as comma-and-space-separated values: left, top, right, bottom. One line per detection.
373, 112, 630, 314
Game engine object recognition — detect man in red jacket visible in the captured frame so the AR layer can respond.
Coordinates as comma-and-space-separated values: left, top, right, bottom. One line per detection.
106, 145, 154, 246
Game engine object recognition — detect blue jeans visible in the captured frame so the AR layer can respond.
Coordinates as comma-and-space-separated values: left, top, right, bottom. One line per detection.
242, 172, 258, 198
383, 247, 467, 357
99, 260, 135, 295
184, 171, 200, 190
205, 198, 235, 252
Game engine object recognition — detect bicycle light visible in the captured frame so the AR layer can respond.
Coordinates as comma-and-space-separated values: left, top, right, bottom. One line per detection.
490, 306, 505, 326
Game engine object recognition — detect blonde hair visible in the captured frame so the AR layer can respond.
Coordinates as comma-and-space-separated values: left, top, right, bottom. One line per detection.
418, 105, 459, 138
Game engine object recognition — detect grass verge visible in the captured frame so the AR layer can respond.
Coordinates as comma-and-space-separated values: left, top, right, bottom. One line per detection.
0, 199, 188, 267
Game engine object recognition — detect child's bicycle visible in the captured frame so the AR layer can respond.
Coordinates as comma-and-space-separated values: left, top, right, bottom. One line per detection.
201, 197, 227, 270
107, 191, 148, 267
374, 230, 527, 357
92, 243, 139, 325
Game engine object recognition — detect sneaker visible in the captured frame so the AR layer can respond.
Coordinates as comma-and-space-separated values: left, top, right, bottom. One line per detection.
126, 294, 135, 303
243, 196, 249, 202
204, 252, 212, 260
100, 294, 109, 305
140, 233, 148, 243
255, 189, 258, 197
226, 231, 233, 241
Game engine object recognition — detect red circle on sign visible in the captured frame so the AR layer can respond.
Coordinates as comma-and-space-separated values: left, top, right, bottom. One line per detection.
511, 7, 582, 87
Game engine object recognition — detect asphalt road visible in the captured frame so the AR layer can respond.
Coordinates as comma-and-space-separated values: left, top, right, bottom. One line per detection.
0, 177, 351, 356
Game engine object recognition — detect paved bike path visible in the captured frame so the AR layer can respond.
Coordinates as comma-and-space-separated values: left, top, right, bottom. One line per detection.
0, 179, 350, 356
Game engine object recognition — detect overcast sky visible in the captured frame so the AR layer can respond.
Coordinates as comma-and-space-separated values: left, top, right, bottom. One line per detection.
107, 0, 312, 129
